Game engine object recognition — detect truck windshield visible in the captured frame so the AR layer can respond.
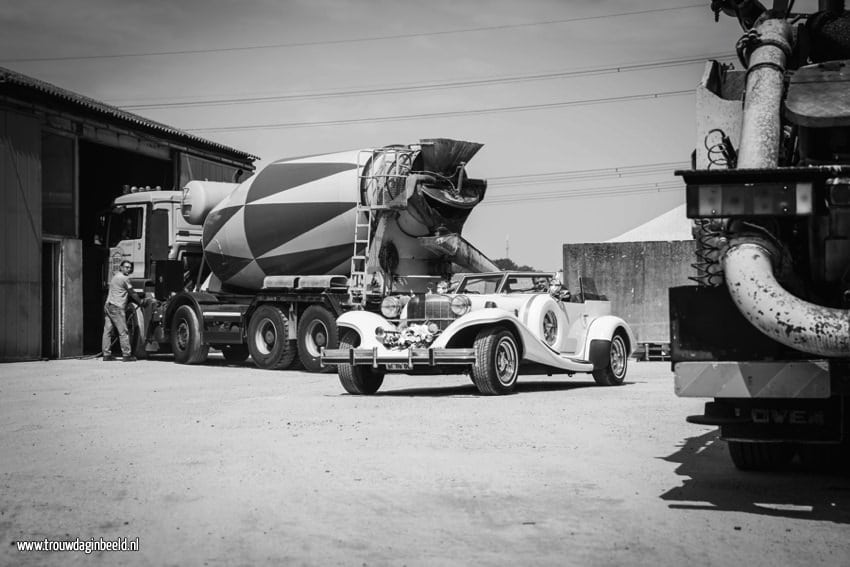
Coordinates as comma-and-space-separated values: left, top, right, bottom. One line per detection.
107, 207, 143, 246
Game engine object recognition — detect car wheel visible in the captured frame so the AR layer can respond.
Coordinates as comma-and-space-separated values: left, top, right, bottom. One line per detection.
592, 330, 628, 386
170, 305, 209, 364
337, 331, 384, 395
471, 328, 519, 395
525, 296, 567, 349
247, 304, 298, 370
297, 305, 339, 373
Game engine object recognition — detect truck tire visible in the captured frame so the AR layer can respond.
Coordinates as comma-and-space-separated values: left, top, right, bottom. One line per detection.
337, 331, 384, 395
471, 328, 519, 395
591, 331, 628, 386
128, 306, 148, 359
728, 441, 794, 471
220, 344, 249, 363
247, 304, 298, 370
171, 305, 209, 364
297, 305, 339, 373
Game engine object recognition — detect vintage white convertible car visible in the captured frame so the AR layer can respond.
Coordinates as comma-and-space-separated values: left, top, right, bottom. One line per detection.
321, 272, 635, 395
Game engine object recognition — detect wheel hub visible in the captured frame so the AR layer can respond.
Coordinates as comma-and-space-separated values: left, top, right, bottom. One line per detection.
305, 321, 329, 356
176, 321, 189, 350
495, 338, 517, 384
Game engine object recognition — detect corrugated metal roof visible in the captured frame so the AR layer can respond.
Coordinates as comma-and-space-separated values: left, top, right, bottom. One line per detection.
0, 65, 257, 162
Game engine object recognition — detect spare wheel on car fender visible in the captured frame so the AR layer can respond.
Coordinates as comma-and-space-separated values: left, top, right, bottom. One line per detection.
524, 295, 568, 350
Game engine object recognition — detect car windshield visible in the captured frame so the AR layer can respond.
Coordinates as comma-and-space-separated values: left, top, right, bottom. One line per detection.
503, 275, 551, 294
456, 275, 503, 294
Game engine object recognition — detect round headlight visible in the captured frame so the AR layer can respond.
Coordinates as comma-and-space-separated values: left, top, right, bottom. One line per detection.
450, 295, 471, 316
381, 296, 402, 319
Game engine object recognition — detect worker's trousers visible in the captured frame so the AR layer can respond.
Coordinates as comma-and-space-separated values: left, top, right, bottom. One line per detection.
102, 303, 131, 357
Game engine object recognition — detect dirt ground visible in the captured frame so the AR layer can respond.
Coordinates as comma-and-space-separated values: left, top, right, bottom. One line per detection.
1, 357, 849, 566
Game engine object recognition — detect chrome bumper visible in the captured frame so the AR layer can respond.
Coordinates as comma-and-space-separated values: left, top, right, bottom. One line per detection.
321, 347, 476, 369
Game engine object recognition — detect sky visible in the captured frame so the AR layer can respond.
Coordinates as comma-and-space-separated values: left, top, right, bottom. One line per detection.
0, 0, 823, 271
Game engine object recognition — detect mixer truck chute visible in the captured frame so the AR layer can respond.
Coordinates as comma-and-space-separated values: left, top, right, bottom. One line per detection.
671, 1, 850, 470
101, 139, 496, 372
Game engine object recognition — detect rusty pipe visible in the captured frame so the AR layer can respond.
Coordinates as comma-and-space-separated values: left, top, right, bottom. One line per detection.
723, 242, 850, 357
737, 16, 792, 168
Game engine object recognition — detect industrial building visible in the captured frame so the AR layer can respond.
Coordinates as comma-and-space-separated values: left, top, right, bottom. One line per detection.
0, 67, 256, 361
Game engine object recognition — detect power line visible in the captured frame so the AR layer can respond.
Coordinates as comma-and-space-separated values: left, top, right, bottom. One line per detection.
186, 89, 693, 133
117, 53, 731, 110
479, 181, 684, 206
0, 4, 705, 63
488, 161, 690, 186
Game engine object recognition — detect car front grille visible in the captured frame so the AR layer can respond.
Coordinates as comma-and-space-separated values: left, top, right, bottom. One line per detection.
404, 294, 457, 330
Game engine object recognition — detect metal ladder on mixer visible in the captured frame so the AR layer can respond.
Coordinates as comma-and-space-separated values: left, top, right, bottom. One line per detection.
348, 145, 418, 305
348, 204, 373, 305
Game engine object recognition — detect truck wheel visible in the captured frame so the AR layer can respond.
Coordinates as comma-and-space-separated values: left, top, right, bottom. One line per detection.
337, 331, 384, 395
128, 306, 148, 359
220, 344, 249, 363
471, 328, 519, 395
298, 305, 339, 373
171, 305, 209, 364
728, 441, 795, 471
247, 305, 297, 370
591, 331, 628, 386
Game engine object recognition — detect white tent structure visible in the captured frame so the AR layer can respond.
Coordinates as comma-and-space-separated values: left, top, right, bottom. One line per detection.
607, 204, 692, 243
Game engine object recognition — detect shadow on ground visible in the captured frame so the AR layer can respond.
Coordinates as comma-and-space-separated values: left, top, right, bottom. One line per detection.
660, 430, 850, 524
374, 379, 617, 397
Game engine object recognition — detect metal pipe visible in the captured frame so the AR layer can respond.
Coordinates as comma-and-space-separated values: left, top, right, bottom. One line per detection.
737, 17, 792, 168
723, 242, 850, 357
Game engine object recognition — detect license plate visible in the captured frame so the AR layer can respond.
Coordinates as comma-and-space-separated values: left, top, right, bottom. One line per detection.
386, 363, 411, 371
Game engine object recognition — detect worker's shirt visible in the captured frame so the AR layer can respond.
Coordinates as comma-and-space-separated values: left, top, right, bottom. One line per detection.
106, 272, 133, 308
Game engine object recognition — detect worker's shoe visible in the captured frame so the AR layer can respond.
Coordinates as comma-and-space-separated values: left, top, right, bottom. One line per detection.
102, 354, 117, 361
122, 356, 138, 362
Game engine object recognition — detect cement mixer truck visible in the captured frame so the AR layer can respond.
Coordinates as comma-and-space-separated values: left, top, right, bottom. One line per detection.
101, 139, 497, 372
671, 0, 850, 470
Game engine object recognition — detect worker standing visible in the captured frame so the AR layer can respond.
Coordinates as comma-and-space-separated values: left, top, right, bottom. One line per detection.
102, 260, 145, 362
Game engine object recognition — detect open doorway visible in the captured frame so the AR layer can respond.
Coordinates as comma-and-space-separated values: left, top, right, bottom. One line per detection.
78, 141, 172, 353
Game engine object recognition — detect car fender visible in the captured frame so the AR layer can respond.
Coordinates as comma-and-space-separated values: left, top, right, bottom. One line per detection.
431, 308, 526, 348
335, 311, 397, 348
579, 315, 636, 361
432, 308, 591, 371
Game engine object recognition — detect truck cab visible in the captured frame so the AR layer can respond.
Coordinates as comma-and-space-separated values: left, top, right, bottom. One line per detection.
98, 189, 203, 294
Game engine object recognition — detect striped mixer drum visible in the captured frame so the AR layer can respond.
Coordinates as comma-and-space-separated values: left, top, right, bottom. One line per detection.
198, 139, 487, 291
